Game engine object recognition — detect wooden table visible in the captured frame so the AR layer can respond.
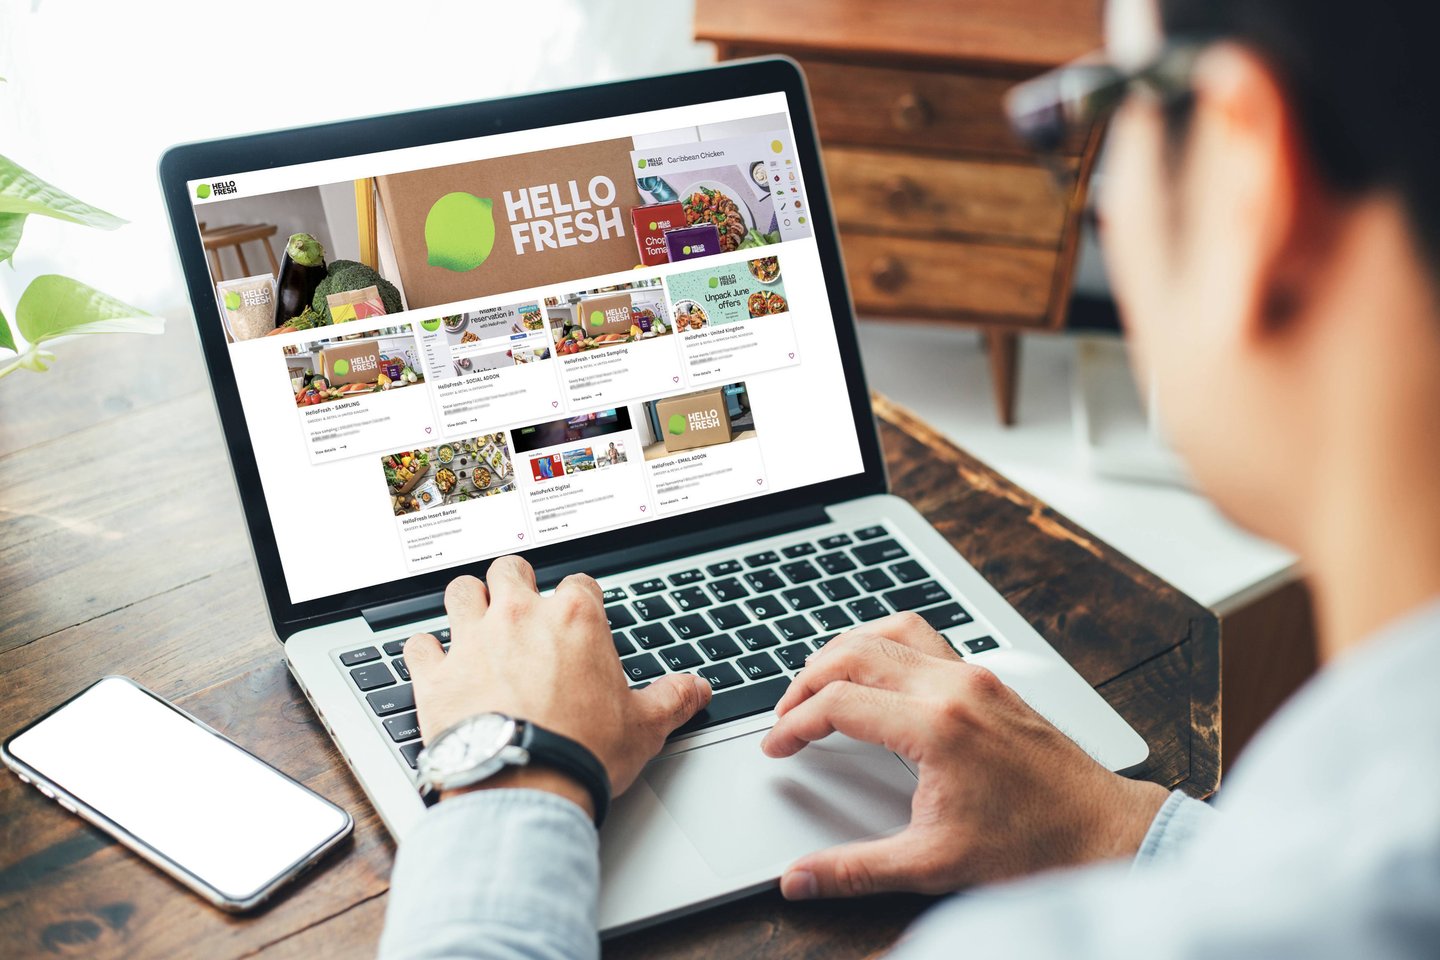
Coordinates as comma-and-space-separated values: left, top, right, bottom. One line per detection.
0, 323, 1217, 958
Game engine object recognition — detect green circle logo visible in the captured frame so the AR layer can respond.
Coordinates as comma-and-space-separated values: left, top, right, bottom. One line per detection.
770, 139, 783, 154
195, 183, 211, 199
667, 413, 688, 436
637, 158, 648, 169
421, 317, 441, 332
648, 221, 657, 230
589, 309, 605, 327
425, 192, 496, 272
798, 216, 807, 225
683, 245, 692, 255
708, 277, 719, 288
333, 358, 351, 376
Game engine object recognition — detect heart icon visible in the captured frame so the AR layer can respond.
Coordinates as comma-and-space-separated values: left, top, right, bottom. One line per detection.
672, 376, 680, 383
551, 401, 559, 408
517, 533, 525, 540
640, 505, 647, 512
788, 353, 795, 359
756, 478, 763, 485
424, 427, 432, 434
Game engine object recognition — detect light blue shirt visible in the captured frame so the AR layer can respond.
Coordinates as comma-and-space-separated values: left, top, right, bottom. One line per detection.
378, 599, 1440, 959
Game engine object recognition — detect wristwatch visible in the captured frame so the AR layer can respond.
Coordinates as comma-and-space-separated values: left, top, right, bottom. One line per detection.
415, 712, 611, 828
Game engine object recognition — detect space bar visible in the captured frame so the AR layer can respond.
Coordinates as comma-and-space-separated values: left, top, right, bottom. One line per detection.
671, 677, 791, 737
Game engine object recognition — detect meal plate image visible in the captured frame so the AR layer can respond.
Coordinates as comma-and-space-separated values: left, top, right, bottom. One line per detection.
748, 256, 780, 284
674, 299, 709, 331
680, 180, 753, 253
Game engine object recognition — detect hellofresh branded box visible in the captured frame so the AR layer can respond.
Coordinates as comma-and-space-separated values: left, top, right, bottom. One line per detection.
656, 387, 732, 452
579, 294, 634, 336
630, 201, 685, 267
321, 340, 382, 385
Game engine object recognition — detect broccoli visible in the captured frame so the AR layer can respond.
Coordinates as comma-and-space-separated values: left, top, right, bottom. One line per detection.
310, 260, 404, 324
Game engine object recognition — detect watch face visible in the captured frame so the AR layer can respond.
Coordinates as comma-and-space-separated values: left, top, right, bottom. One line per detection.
429, 713, 515, 774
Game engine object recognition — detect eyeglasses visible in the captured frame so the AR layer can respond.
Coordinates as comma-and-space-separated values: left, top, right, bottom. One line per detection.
1005, 42, 1208, 156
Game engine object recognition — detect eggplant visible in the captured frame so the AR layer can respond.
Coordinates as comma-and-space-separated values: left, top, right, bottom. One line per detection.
275, 233, 327, 327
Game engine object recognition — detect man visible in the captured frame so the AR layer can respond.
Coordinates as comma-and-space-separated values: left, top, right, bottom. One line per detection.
380, 0, 1440, 955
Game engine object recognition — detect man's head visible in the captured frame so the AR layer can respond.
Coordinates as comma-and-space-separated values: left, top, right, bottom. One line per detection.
1099, 0, 1440, 551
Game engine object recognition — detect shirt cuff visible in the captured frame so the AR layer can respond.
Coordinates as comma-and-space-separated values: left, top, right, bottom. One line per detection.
379, 788, 600, 960
1133, 789, 1217, 868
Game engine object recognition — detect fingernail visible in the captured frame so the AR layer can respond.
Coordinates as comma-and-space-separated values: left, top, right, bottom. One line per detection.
782, 870, 818, 900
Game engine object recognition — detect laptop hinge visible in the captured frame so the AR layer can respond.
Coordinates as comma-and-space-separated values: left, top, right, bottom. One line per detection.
360, 503, 830, 633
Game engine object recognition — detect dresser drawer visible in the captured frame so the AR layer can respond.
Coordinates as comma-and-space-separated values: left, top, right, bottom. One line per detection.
840, 232, 1058, 324
824, 146, 1072, 245
797, 58, 1087, 159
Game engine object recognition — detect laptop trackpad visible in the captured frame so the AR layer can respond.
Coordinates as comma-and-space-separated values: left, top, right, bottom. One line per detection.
644, 731, 917, 879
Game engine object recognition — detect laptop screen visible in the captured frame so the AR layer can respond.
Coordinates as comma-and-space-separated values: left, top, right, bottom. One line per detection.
185, 91, 866, 605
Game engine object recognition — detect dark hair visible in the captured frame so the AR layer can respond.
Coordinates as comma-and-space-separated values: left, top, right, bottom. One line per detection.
1161, 0, 1440, 270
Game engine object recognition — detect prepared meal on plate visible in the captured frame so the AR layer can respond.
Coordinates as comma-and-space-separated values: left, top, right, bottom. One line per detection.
477, 467, 492, 488
747, 256, 780, 283
766, 292, 788, 314
674, 301, 708, 331
682, 187, 747, 252
443, 315, 465, 332
747, 292, 769, 318
437, 444, 455, 464
460, 331, 480, 344
436, 467, 458, 494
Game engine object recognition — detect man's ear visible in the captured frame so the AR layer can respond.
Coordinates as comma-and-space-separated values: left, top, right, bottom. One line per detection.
1185, 43, 1329, 342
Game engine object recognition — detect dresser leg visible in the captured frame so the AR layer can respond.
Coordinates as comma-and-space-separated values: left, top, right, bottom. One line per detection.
985, 329, 1019, 425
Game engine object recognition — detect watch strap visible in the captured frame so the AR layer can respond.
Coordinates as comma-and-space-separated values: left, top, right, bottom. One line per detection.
519, 722, 612, 829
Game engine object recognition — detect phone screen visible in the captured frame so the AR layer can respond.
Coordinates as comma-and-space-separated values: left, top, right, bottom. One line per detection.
5, 677, 350, 904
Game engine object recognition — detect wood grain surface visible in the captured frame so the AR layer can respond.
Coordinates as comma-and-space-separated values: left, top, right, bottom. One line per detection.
0, 326, 1217, 959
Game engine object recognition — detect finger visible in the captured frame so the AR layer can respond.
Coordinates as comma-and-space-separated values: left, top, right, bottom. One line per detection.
633, 673, 713, 738
837, 611, 960, 662
775, 633, 933, 717
402, 632, 445, 687
762, 681, 918, 759
781, 830, 933, 900
443, 575, 489, 638
484, 555, 539, 610
553, 571, 605, 613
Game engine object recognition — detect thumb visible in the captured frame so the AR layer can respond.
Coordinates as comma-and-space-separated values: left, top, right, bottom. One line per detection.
634, 673, 712, 737
780, 833, 923, 900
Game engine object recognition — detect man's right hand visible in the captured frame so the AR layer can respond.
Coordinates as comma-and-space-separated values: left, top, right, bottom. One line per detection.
760, 613, 1170, 900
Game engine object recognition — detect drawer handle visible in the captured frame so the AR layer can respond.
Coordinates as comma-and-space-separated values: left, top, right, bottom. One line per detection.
870, 256, 907, 293
883, 176, 923, 214
890, 92, 933, 132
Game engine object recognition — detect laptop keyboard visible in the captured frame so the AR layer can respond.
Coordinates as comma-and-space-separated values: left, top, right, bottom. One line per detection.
333, 523, 1005, 773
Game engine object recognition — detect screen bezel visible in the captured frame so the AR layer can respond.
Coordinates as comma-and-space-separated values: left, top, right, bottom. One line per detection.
159, 58, 888, 639
1, 676, 353, 911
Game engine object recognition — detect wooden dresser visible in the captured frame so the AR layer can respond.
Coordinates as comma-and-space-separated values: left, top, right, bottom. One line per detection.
695, 0, 1103, 423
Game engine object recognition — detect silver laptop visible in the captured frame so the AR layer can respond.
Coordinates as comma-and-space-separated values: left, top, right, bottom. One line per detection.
160, 58, 1146, 935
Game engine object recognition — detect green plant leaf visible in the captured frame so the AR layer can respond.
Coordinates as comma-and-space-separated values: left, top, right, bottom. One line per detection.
0, 306, 14, 353
0, 155, 126, 229
15, 275, 163, 344
0, 212, 25, 264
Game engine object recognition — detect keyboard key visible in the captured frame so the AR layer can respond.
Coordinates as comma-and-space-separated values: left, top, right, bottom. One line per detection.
339, 646, 380, 667
708, 577, 749, 602
776, 615, 817, 641
964, 635, 1000, 654
435, 627, 451, 644
631, 578, 667, 594
781, 542, 817, 558
612, 632, 635, 656
812, 634, 837, 650
744, 550, 781, 567
662, 644, 705, 671
745, 569, 785, 592
854, 539, 908, 565
818, 577, 860, 601
708, 603, 751, 631
669, 568, 704, 586
819, 533, 854, 549
633, 596, 675, 621
632, 623, 675, 649
812, 605, 854, 632
674, 676, 788, 736
883, 580, 952, 612
780, 559, 822, 584
382, 639, 408, 657
854, 525, 887, 540
706, 559, 743, 577
384, 711, 422, 743
889, 560, 928, 584
738, 652, 782, 680
671, 614, 713, 640
781, 585, 823, 611
349, 662, 396, 691
918, 603, 974, 630
393, 657, 410, 681
671, 586, 712, 611
854, 569, 895, 593
400, 741, 424, 769
847, 597, 889, 622
697, 662, 745, 691
367, 684, 415, 717
621, 653, 665, 682
775, 642, 812, 671
602, 587, 628, 603
745, 594, 786, 619
816, 552, 857, 575
737, 624, 781, 650
699, 634, 742, 661
606, 605, 637, 630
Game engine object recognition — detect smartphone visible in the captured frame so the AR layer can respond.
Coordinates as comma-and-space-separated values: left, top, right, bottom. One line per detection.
2, 676, 353, 912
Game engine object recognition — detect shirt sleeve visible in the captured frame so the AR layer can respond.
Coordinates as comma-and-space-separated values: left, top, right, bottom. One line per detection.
378, 789, 600, 960
1133, 790, 1218, 867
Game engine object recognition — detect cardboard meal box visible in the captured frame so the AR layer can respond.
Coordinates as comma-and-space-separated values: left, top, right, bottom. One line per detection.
630, 201, 685, 267
578, 293, 634, 336
656, 387, 732, 452
376, 140, 645, 310
320, 340, 382, 385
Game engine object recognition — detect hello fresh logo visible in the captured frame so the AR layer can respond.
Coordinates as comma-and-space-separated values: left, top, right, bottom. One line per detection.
197, 180, 237, 199
670, 408, 720, 435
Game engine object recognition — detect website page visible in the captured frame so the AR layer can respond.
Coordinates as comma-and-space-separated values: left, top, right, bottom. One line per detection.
190, 92, 865, 603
